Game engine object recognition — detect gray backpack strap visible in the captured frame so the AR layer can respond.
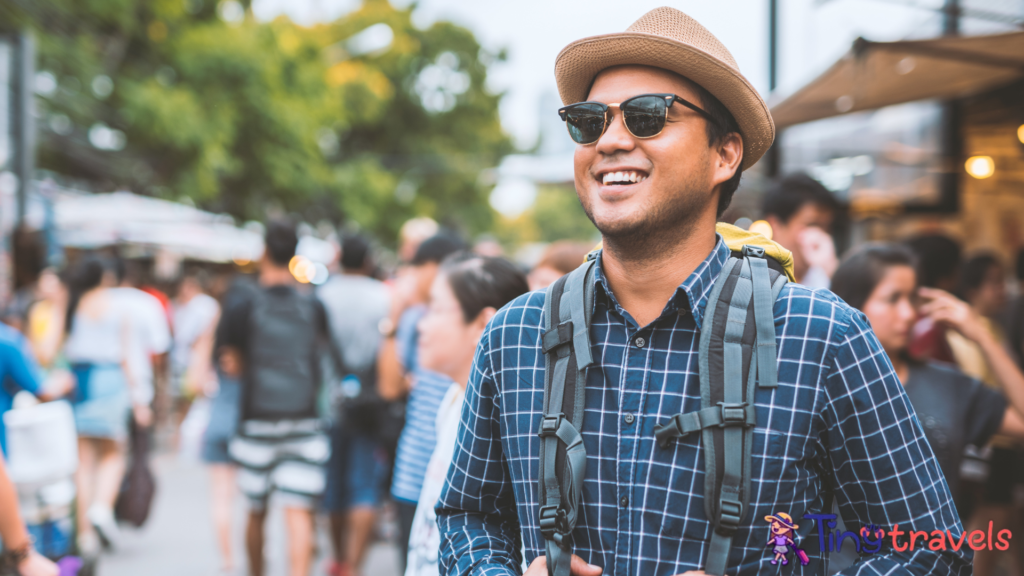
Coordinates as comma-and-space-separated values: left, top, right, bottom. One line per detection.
537, 260, 596, 576
654, 246, 784, 576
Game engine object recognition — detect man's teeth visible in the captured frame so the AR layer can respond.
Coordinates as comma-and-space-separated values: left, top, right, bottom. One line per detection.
602, 171, 647, 184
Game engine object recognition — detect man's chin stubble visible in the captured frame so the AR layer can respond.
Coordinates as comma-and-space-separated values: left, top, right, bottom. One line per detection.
583, 194, 708, 264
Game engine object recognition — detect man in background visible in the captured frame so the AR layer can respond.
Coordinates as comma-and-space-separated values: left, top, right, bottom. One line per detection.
218, 220, 331, 576
761, 172, 839, 288
317, 234, 390, 576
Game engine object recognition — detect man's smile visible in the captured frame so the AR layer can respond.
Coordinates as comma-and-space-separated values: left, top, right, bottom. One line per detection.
592, 166, 651, 200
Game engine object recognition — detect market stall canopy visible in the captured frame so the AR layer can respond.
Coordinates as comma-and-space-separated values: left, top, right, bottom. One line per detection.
770, 31, 1024, 129
55, 191, 263, 263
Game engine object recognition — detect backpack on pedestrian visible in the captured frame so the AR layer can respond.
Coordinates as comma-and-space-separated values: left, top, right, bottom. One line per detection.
241, 287, 324, 422
536, 223, 833, 576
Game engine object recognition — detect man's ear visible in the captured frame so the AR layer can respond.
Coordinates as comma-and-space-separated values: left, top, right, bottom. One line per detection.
711, 132, 743, 188
473, 307, 497, 335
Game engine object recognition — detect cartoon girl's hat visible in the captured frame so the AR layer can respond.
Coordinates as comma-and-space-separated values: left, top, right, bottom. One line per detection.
765, 512, 799, 529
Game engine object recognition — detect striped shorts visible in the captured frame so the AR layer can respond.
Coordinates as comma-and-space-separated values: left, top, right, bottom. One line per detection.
229, 419, 329, 511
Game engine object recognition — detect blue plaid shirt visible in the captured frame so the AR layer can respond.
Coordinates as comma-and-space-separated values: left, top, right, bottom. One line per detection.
436, 237, 970, 575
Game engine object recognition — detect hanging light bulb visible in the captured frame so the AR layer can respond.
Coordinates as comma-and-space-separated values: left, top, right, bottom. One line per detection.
965, 156, 995, 180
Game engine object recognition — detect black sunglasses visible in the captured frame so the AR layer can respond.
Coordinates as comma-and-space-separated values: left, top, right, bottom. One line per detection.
557, 93, 716, 145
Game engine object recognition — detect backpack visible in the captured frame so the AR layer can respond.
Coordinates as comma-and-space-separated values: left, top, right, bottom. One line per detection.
242, 287, 323, 421
536, 228, 833, 576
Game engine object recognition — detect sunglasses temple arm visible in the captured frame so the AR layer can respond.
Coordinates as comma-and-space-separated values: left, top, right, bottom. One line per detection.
673, 96, 717, 124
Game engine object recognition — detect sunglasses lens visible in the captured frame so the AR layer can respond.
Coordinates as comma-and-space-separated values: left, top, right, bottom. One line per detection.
623, 96, 667, 138
564, 103, 607, 144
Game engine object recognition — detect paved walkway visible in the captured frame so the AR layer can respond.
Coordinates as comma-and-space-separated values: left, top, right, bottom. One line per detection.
99, 454, 401, 576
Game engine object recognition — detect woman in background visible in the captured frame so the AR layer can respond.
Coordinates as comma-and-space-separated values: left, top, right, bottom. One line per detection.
404, 253, 529, 576
831, 244, 1024, 526
62, 255, 149, 555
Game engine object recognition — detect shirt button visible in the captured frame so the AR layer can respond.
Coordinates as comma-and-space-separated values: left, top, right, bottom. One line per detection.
634, 336, 646, 348
620, 496, 629, 507
623, 413, 635, 425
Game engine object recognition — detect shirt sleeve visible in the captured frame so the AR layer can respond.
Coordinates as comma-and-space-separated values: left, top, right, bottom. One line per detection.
822, 310, 972, 574
1, 337, 43, 396
435, 330, 522, 576
962, 377, 1008, 449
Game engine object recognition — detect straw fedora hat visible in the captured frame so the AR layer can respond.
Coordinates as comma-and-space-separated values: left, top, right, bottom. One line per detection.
554, 7, 774, 171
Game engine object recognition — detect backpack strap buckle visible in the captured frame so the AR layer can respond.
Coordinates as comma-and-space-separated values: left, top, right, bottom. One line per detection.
538, 413, 565, 438
742, 244, 765, 259
539, 504, 570, 541
653, 403, 755, 448
717, 402, 753, 428
716, 497, 744, 536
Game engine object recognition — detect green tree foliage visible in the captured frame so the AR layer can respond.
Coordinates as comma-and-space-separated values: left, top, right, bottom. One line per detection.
4, 0, 511, 243
494, 184, 599, 248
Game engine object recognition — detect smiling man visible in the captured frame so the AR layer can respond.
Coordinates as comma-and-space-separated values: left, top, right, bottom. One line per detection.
435, 7, 969, 576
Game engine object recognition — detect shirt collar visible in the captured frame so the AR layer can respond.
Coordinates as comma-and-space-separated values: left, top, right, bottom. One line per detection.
592, 234, 729, 331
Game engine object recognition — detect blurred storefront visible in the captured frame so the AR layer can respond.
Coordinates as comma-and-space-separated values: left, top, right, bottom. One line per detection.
771, 30, 1024, 258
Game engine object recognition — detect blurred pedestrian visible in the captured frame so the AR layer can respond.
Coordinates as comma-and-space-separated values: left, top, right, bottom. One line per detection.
397, 218, 439, 265
316, 234, 390, 576
404, 253, 528, 576
24, 268, 67, 370
761, 173, 839, 288
0, 317, 72, 458
0, 457, 59, 576
112, 259, 171, 435
203, 274, 260, 576
831, 244, 1024, 518
472, 235, 504, 258
63, 255, 150, 554
218, 220, 331, 576
1006, 248, 1024, 368
952, 253, 1022, 576
378, 234, 464, 573
171, 268, 219, 426
527, 241, 593, 291
171, 269, 232, 573
905, 234, 963, 364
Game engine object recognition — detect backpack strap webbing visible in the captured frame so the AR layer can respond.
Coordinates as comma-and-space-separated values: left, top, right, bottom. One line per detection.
654, 245, 785, 576
537, 260, 596, 576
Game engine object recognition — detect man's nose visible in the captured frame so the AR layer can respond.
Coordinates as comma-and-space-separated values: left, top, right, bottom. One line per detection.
595, 111, 635, 155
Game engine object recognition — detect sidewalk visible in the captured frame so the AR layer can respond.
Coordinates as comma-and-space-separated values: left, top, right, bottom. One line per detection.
98, 454, 401, 576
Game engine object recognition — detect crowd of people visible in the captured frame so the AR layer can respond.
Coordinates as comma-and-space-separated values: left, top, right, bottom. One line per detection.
1, 9, 1023, 576
0, 213, 589, 576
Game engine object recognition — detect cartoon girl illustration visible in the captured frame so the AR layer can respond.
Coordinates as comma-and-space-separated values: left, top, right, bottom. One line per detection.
765, 512, 801, 566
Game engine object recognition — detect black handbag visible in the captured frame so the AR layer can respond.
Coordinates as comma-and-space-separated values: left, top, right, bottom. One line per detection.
114, 418, 156, 528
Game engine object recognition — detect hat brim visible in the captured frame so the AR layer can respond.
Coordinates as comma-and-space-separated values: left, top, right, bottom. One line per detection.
765, 515, 799, 529
555, 32, 774, 171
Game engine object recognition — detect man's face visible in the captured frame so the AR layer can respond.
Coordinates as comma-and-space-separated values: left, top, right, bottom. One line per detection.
766, 202, 834, 277
768, 203, 834, 251
572, 66, 742, 247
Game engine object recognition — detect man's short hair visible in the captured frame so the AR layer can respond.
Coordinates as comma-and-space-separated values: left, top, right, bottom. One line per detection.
264, 219, 299, 267
691, 83, 744, 217
761, 173, 838, 223
340, 234, 372, 271
410, 233, 466, 266
904, 234, 961, 289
